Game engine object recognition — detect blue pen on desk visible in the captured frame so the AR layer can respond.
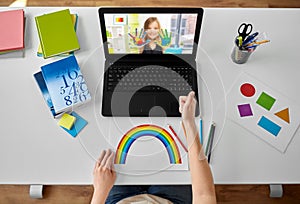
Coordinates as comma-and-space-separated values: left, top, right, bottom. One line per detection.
199, 118, 203, 144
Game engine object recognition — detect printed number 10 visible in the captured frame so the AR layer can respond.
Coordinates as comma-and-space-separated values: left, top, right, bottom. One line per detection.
62, 70, 78, 88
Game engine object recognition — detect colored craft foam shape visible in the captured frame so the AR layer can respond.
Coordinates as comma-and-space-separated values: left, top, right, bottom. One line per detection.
258, 116, 281, 137
240, 83, 256, 97
115, 124, 182, 164
275, 108, 290, 123
238, 103, 253, 117
256, 92, 276, 111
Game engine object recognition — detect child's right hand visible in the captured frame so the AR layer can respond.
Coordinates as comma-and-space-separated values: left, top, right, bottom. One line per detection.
128, 28, 150, 47
179, 91, 197, 125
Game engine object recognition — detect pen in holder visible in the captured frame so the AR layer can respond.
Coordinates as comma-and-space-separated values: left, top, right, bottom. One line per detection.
231, 38, 256, 64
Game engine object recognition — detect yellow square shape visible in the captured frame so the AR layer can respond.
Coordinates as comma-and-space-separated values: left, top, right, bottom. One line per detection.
58, 113, 76, 130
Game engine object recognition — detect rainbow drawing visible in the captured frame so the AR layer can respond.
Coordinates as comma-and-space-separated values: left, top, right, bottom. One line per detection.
115, 124, 182, 164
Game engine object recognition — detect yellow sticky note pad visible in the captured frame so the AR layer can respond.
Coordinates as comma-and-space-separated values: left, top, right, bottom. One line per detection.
58, 113, 76, 130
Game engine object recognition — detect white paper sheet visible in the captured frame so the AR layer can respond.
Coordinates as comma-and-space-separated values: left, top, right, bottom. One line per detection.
227, 72, 300, 153
108, 118, 189, 173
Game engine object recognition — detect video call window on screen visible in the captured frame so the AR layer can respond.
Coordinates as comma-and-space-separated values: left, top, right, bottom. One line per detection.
104, 13, 198, 54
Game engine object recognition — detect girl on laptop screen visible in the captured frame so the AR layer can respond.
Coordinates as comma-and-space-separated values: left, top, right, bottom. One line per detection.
141, 17, 163, 54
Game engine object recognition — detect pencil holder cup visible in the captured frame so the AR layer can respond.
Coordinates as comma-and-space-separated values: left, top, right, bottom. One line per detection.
231, 44, 254, 64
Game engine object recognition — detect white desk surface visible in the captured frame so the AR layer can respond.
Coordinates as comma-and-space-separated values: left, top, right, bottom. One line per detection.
0, 7, 300, 185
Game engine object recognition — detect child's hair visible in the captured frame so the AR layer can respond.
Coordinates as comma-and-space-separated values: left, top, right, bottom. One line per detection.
143, 17, 161, 42
143, 17, 161, 30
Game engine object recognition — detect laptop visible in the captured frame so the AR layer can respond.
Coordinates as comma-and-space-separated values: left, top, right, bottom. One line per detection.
98, 7, 203, 117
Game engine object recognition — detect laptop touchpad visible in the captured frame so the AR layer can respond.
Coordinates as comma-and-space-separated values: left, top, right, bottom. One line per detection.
129, 90, 155, 116
129, 86, 179, 117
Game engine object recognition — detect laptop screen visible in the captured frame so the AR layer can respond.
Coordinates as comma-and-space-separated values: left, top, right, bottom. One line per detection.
99, 8, 203, 57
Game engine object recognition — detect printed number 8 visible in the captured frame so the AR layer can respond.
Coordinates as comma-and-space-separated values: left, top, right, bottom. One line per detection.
64, 96, 72, 106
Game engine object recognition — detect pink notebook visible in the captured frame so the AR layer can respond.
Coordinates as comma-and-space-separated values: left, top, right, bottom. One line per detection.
0, 9, 24, 52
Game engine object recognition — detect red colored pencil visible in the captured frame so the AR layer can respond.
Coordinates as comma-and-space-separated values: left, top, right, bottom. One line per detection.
168, 124, 188, 152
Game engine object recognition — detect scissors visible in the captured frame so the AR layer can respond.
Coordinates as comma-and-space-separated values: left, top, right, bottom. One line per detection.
238, 23, 253, 40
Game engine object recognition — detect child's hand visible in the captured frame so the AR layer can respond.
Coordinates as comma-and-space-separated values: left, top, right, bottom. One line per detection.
157, 29, 172, 47
128, 28, 150, 47
93, 149, 116, 196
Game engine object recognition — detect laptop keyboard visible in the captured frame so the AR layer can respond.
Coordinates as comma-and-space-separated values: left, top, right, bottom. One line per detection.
106, 65, 194, 92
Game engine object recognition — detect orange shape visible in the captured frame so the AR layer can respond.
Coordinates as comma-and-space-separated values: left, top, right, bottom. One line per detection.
275, 108, 290, 123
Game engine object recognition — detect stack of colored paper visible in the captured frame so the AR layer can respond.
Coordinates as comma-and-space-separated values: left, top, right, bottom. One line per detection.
0, 9, 25, 55
35, 9, 80, 59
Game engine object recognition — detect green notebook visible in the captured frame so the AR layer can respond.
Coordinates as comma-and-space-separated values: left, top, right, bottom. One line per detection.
35, 9, 80, 58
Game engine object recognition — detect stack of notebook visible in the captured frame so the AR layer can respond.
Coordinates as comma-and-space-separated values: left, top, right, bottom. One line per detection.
35, 9, 80, 59
34, 55, 91, 118
0, 9, 25, 56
